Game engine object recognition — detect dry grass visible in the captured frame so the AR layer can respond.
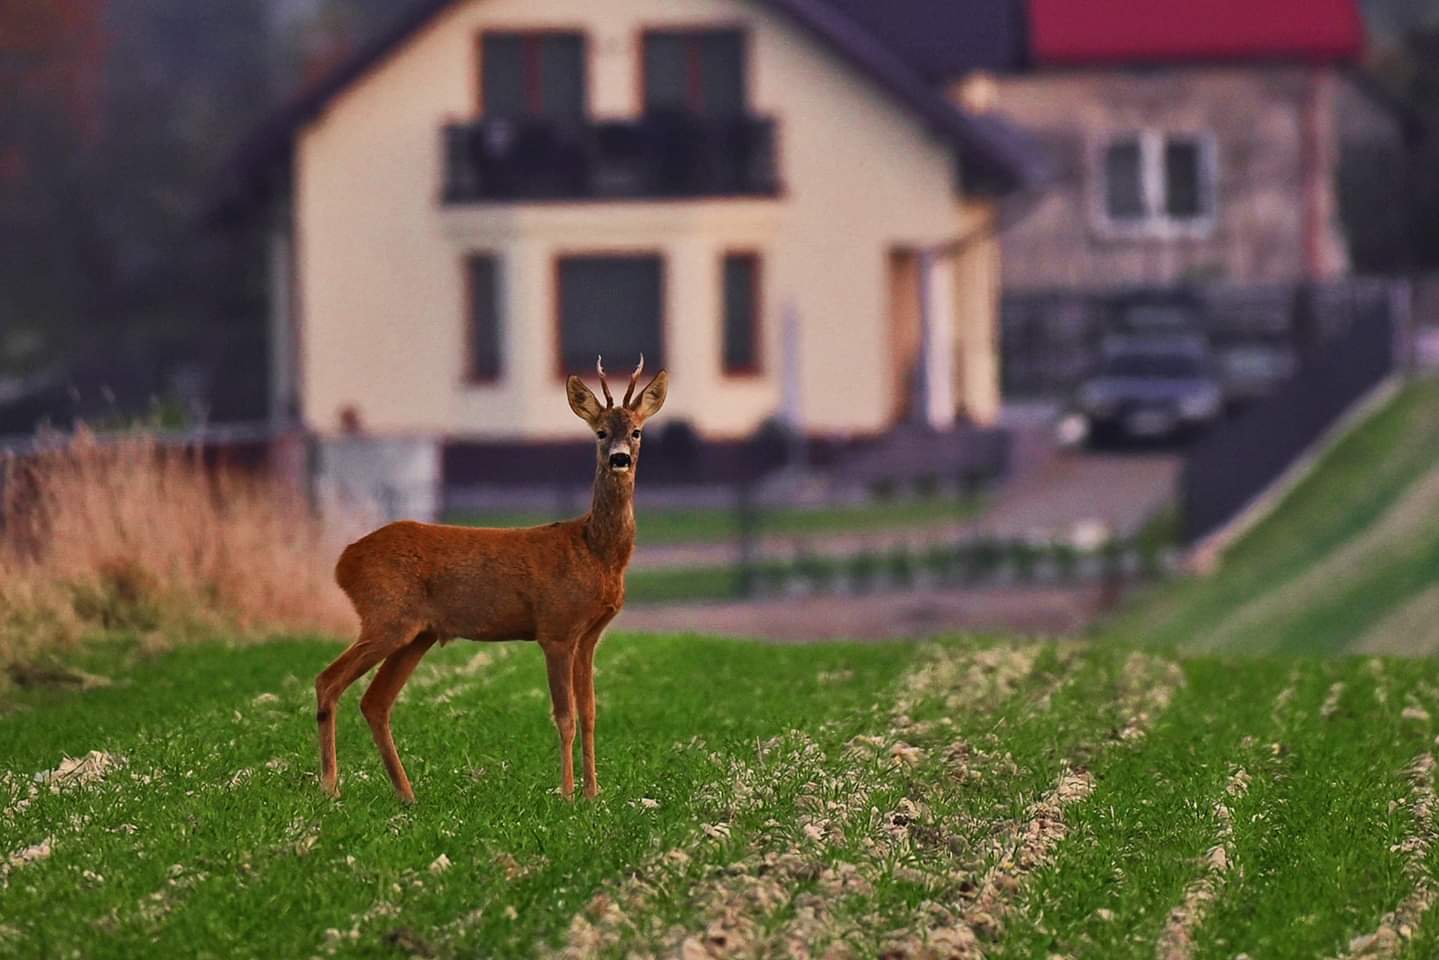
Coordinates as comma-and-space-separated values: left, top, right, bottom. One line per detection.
0, 430, 361, 667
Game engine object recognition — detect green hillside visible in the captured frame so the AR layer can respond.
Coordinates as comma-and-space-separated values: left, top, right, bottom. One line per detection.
1107, 376, 1439, 654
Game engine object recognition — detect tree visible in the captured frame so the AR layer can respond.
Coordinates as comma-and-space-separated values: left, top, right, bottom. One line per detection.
0, 0, 275, 424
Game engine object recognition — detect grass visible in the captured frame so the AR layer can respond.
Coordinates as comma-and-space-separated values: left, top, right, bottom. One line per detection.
624, 566, 742, 605
1106, 376, 1439, 654
4, 633, 1438, 958
0, 432, 360, 670
446, 493, 980, 546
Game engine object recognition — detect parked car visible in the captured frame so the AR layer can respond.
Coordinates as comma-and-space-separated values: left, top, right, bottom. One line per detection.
1061, 335, 1225, 446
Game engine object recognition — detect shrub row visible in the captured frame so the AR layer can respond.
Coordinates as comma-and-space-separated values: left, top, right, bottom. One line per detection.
737, 536, 1177, 599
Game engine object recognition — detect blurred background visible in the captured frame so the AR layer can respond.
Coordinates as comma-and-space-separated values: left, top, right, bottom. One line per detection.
5, 0, 1439, 641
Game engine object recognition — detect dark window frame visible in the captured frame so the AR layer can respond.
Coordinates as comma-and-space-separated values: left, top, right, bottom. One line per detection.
464, 253, 503, 385
552, 252, 667, 380
720, 251, 762, 377
1101, 135, 1146, 223
477, 29, 589, 119
640, 26, 749, 116
1094, 130, 1217, 237
1163, 136, 1206, 220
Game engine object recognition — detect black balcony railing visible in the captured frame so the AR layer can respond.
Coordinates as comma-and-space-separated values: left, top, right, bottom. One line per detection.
441, 112, 779, 203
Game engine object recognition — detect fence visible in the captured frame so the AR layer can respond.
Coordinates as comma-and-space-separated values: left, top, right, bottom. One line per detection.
1180, 282, 1405, 545
1001, 279, 1402, 400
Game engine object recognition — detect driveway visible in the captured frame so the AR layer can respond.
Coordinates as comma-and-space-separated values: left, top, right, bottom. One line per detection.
615, 583, 1107, 642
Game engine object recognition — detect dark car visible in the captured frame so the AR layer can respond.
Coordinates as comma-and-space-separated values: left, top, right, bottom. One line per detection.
1064, 336, 1225, 445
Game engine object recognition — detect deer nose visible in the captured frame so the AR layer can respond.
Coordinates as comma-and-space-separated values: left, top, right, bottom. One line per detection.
608, 451, 632, 470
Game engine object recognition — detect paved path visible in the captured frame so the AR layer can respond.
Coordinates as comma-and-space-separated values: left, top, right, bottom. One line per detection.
616, 584, 1107, 642
630, 451, 1182, 570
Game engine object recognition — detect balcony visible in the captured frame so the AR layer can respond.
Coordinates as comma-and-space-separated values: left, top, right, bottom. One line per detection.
441, 113, 779, 204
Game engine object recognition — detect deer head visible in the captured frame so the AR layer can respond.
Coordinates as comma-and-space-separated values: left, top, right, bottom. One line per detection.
567, 355, 669, 478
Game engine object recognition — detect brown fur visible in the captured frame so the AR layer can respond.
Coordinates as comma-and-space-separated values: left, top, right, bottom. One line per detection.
315, 360, 668, 803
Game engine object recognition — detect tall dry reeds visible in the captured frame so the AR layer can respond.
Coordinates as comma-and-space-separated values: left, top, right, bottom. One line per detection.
0, 430, 363, 665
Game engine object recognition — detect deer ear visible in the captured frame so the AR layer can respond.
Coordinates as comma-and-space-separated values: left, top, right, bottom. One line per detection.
631, 370, 668, 421
567, 376, 604, 426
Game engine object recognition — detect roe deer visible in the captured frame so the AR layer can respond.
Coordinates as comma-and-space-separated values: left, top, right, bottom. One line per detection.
315, 356, 668, 803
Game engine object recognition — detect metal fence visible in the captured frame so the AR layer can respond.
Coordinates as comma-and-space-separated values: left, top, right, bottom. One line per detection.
1180, 283, 1405, 545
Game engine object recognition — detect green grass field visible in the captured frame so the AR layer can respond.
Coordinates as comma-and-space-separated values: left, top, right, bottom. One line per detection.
4, 632, 1439, 958
447, 493, 980, 547
1108, 376, 1439, 655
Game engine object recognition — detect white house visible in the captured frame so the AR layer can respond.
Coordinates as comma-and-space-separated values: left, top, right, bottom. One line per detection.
221, 0, 1044, 513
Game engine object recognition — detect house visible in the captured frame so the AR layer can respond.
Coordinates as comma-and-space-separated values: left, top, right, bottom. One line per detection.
963, 0, 1396, 289
219, 0, 1045, 514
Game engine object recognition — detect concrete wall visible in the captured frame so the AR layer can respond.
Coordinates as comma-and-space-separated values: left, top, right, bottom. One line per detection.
982, 65, 1351, 290
294, 0, 1002, 442
317, 436, 442, 521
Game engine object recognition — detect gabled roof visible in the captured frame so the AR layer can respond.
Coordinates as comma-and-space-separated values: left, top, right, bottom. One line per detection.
816, 0, 1028, 80
214, 0, 1048, 221
1028, 0, 1364, 66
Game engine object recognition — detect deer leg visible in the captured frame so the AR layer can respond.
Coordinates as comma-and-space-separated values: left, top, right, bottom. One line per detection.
541, 643, 577, 799
360, 631, 438, 804
573, 631, 602, 798
314, 621, 414, 797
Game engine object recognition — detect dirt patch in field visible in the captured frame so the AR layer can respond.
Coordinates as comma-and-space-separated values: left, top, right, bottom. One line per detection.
1335, 753, 1437, 959
1155, 765, 1251, 960
893, 646, 1042, 718
1321, 683, 1348, 720
0, 838, 53, 886
3, 750, 126, 818
548, 647, 1182, 960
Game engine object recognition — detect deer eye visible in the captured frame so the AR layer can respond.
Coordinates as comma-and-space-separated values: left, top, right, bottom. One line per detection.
596, 430, 607, 440
631, 430, 642, 440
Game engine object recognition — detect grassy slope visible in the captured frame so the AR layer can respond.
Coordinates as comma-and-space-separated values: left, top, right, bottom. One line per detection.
447, 494, 979, 547
4, 635, 1439, 958
1105, 376, 1439, 654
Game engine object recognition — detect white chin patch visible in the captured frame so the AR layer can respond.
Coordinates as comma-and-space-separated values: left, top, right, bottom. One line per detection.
610, 465, 630, 474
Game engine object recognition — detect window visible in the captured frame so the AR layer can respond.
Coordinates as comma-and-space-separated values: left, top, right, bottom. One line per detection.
643, 30, 746, 116
1098, 132, 1215, 234
1102, 139, 1145, 221
1164, 140, 1204, 219
466, 255, 502, 382
556, 256, 664, 376
721, 253, 760, 375
481, 32, 585, 119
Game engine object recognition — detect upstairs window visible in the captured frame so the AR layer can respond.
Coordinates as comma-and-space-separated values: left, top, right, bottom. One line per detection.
1098, 131, 1216, 234
643, 30, 746, 116
480, 32, 586, 119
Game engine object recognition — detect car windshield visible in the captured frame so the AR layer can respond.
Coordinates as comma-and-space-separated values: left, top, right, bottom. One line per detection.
1102, 352, 1205, 378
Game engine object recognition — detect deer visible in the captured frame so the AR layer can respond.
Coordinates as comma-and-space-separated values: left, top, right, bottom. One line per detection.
314, 356, 668, 804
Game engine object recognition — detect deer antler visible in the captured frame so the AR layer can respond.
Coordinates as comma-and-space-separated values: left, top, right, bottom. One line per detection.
595, 355, 615, 408
622, 354, 645, 409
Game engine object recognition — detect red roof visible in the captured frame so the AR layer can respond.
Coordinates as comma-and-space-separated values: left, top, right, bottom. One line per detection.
1028, 0, 1364, 66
